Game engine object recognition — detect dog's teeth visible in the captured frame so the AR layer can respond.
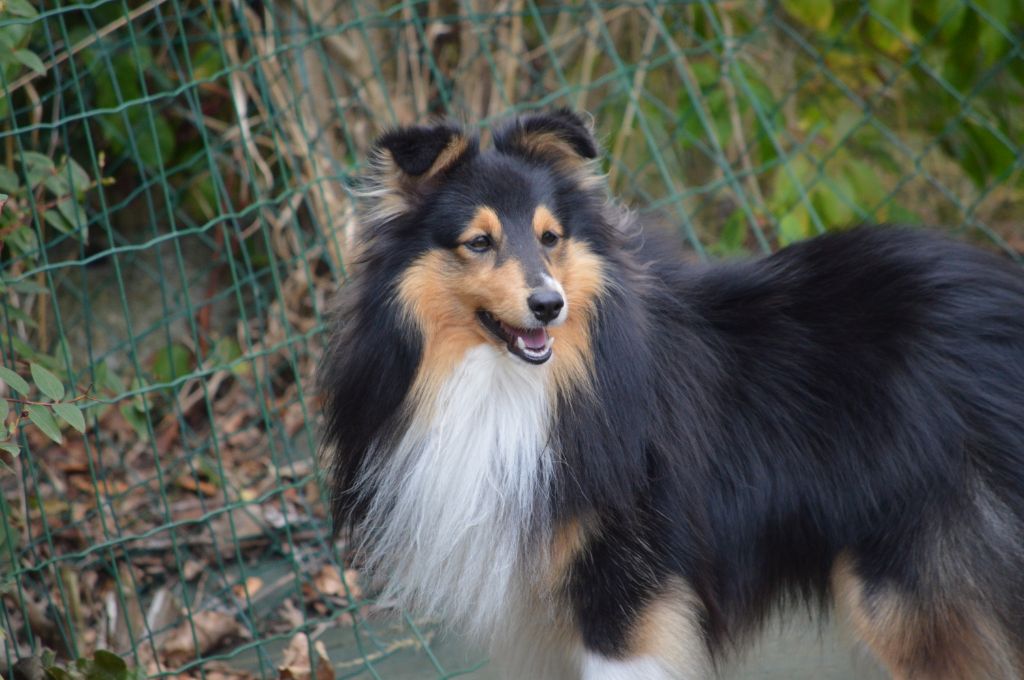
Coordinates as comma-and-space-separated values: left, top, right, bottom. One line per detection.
516, 337, 526, 350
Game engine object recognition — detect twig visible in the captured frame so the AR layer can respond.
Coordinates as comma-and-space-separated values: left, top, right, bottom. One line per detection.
607, 6, 662, 190
2, 389, 94, 407
719, 9, 768, 213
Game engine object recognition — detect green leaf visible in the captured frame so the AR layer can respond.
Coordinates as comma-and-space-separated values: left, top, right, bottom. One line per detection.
917, 0, 968, 42
19, 151, 54, 188
868, 0, 913, 54
119, 403, 149, 439
5, 279, 47, 295
43, 159, 91, 198
12, 49, 44, 76
778, 209, 812, 246
811, 175, 857, 227
67, 159, 92, 194
0, 442, 19, 457
716, 210, 750, 256
0, 367, 30, 395
31, 363, 64, 401
0, 397, 7, 427
27, 404, 62, 444
56, 198, 87, 234
769, 155, 814, 213
782, 0, 834, 31
0, 20, 29, 52
44, 209, 74, 234
0, 493, 17, 577
0, 166, 19, 194
191, 44, 224, 80
53, 403, 85, 434
4, 303, 37, 329
151, 344, 193, 383
4, 0, 39, 17
133, 115, 176, 169
45, 666, 73, 680
97, 361, 126, 395
884, 201, 922, 224
842, 159, 886, 219
88, 650, 128, 680
958, 120, 1016, 187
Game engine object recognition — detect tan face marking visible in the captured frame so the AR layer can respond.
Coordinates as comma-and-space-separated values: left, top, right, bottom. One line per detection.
546, 239, 605, 395
398, 204, 606, 403
457, 206, 503, 251
397, 244, 532, 406
533, 204, 565, 241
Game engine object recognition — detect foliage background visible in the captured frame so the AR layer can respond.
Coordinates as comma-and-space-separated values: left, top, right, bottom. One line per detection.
1, 0, 1022, 678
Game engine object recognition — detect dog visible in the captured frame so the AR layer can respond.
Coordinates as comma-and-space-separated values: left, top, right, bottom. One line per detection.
319, 109, 1024, 679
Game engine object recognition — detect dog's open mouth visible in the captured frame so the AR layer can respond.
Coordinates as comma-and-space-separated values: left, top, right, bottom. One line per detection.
476, 311, 553, 364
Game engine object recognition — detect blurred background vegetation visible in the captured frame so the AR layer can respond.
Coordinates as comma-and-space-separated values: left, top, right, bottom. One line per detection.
1, 1, 1022, 678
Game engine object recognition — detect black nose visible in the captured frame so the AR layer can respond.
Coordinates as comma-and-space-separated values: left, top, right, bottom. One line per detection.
528, 290, 564, 323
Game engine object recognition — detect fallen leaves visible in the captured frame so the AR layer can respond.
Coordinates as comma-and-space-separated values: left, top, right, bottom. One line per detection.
277, 633, 333, 680
232, 576, 263, 601
161, 611, 250, 664
311, 565, 360, 601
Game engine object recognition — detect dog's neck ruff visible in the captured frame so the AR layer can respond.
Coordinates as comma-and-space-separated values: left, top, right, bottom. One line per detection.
356, 343, 553, 639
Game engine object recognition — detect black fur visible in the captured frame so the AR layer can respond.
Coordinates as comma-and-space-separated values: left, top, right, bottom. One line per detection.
321, 110, 1024, 674
493, 108, 599, 162
376, 122, 467, 176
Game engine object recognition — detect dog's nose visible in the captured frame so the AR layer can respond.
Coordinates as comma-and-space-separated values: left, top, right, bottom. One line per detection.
528, 290, 564, 323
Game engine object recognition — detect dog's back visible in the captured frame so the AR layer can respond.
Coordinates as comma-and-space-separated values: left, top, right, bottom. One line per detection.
635, 227, 1024, 676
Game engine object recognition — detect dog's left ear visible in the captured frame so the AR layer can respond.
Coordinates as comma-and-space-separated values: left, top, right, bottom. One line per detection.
493, 109, 600, 178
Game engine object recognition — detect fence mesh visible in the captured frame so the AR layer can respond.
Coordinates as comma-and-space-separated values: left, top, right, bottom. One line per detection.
1, 1, 1022, 678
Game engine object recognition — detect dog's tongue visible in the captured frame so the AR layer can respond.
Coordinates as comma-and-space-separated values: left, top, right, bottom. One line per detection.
502, 322, 548, 350
519, 327, 547, 350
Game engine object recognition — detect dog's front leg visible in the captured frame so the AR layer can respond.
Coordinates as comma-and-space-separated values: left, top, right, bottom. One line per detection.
580, 652, 702, 680
574, 574, 710, 680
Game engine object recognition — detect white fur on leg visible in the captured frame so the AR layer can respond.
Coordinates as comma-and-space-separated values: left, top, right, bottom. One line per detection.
581, 652, 681, 680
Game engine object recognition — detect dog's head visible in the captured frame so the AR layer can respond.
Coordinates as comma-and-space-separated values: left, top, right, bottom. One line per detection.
356, 110, 608, 375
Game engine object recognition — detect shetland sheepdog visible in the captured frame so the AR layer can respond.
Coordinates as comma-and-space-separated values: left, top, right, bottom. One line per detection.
319, 109, 1024, 679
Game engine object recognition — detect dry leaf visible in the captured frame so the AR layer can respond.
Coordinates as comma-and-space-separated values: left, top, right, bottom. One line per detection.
175, 476, 219, 497
282, 402, 305, 437
312, 565, 343, 597
341, 569, 361, 600
183, 559, 206, 581
277, 633, 333, 680
161, 610, 249, 663
277, 599, 303, 629
232, 576, 263, 600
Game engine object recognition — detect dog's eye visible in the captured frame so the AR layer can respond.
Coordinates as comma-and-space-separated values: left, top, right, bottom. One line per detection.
465, 235, 493, 253
540, 231, 559, 247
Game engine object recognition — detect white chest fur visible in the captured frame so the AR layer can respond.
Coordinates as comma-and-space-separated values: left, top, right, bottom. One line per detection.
356, 344, 554, 640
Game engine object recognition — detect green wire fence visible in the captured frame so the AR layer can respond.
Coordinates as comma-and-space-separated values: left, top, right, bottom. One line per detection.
1, 1, 1022, 678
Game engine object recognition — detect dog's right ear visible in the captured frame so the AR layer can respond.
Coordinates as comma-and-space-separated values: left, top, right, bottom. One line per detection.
376, 123, 473, 178
359, 123, 477, 227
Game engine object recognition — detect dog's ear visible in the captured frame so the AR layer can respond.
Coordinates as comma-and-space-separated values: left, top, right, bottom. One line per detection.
493, 109, 600, 179
376, 123, 473, 179
359, 122, 477, 227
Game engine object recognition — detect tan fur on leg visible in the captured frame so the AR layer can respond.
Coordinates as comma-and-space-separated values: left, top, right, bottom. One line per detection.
832, 555, 1019, 679
623, 576, 709, 680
